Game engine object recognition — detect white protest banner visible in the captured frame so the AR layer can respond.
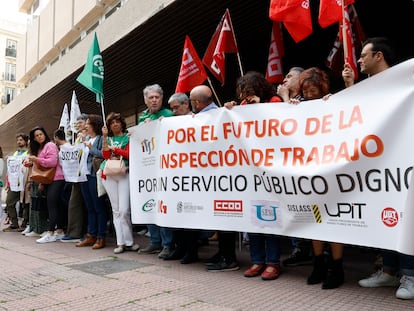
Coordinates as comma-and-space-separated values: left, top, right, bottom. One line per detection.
59, 143, 89, 182
6, 156, 25, 191
129, 59, 414, 255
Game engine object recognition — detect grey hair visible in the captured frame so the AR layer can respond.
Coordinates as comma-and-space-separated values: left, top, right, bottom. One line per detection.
289, 67, 305, 74
168, 93, 189, 104
143, 84, 163, 98
77, 113, 88, 121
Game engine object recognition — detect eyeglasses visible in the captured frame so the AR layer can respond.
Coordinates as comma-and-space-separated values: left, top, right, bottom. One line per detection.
360, 51, 378, 58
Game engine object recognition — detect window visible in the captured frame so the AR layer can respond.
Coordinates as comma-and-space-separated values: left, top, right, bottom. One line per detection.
5, 63, 16, 81
5, 87, 16, 104
5, 39, 17, 58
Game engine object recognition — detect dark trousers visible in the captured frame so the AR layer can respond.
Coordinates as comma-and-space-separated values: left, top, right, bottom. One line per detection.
46, 180, 66, 232
66, 183, 87, 238
6, 190, 20, 227
218, 231, 237, 262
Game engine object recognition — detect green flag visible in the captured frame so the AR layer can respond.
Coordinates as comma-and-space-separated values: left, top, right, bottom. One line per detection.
76, 32, 104, 103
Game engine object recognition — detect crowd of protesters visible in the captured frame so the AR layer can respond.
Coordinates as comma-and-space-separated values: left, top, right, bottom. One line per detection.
1, 37, 414, 300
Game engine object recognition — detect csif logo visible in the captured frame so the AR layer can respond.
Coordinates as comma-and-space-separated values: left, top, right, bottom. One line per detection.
141, 137, 155, 155
142, 199, 156, 212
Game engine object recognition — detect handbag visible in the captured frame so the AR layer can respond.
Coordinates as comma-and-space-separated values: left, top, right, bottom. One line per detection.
92, 156, 104, 173
103, 156, 127, 176
30, 162, 56, 184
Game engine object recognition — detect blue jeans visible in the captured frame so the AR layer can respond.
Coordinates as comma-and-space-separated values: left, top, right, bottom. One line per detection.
147, 224, 174, 247
249, 233, 280, 265
80, 175, 107, 239
383, 251, 414, 276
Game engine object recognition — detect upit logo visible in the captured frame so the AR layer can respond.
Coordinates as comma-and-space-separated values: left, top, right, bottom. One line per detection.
214, 200, 242, 212
158, 200, 167, 214
141, 137, 155, 155
382, 207, 398, 227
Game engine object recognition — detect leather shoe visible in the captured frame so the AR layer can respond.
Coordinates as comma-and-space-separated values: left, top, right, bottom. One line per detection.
164, 249, 185, 261
261, 264, 281, 280
180, 254, 198, 264
76, 235, 97, 247
92, 238, 105, 249
244, 264, 266, 277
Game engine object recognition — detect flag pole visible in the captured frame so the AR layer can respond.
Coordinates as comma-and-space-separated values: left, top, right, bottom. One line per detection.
236, 53, 244, 77
341, 0, 348, 60
100, 96, 107, 127
207, 77, 222, 107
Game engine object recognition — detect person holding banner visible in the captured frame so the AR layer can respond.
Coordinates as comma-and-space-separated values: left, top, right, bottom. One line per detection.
287, 67, 347, 289
138, 84, 175, 258
163, 93, 200, 264
224, 71, 282, 109
276, 66, 304, 102
275, 67, 314, 267
189, 84, 240, 272
101, 112, 139, 254
224, 74, 283, 279
3, 133, 30, 232
343, 37, 414, 300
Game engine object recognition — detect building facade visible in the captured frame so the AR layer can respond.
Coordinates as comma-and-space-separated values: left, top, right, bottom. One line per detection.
0, 19, 25, 111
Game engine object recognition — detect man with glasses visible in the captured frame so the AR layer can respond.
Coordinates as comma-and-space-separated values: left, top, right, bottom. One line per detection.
343, 37, 394, 87
343, 37, 414, 300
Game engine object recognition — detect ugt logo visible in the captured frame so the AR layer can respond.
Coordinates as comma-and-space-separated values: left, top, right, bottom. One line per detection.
141, 137, 155, 155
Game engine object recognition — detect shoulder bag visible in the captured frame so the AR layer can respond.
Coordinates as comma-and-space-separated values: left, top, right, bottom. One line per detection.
30, 162, 56, 184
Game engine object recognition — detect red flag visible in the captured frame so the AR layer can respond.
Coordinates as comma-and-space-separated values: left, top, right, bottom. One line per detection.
175, 36, 207, 93
203, 9, 239, 85
326, 5, 364, 80
266, 22, 284, 83
341, 7, 358, 80
269, 0, 312, 43
319, 0, 354, 28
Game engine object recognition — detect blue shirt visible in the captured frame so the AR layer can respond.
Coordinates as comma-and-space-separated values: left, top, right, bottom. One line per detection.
200, 102, 218, 113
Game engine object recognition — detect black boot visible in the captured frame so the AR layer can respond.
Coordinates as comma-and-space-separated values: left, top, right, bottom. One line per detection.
322, 258, 344, 289
307, 255, 326, 285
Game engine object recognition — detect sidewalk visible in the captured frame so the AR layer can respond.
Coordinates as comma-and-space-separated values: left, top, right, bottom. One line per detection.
0, 227, 412, 310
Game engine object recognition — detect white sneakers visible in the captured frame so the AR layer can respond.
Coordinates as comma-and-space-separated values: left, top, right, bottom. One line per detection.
358, 270, 400, 287
36, 233, 57, 243
35, 232, 65, 243
21, 225, 31, 235
359, 270, 414, 300
396, 276, 414, 300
